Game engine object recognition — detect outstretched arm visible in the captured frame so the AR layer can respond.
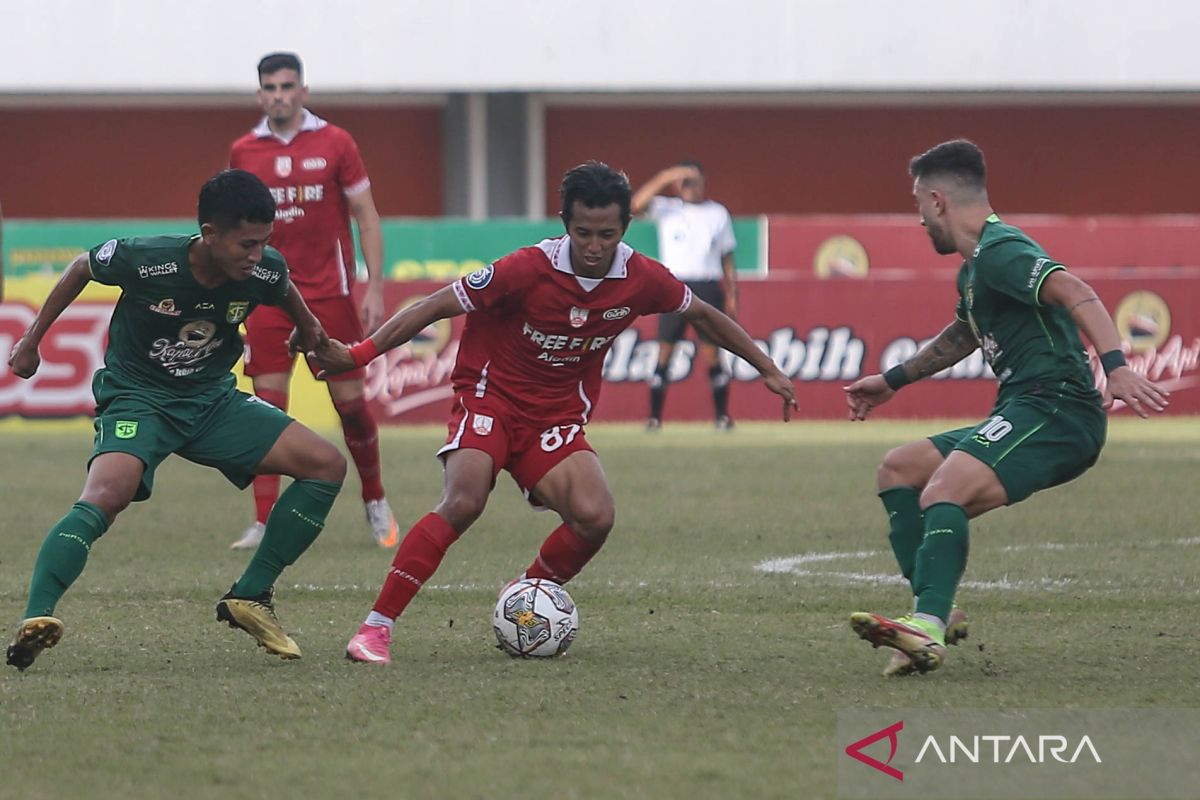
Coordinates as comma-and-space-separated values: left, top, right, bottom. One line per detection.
681, 297, 797, 420
8, 252, 92, 378
1039, 269, 1169, 417
311, 282, 466, 376
843, 318, 977, 421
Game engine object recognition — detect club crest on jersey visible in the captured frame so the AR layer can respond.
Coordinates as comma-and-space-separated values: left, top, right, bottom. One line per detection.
472, 413, 494, 436
226, 301, 250, 323
275, 156, 293, 177
466, 264, 494, 290
149, 298, 181, 316
569, 306, 589, 328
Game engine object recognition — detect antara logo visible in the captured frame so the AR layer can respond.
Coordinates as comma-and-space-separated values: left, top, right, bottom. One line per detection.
844, 719, 1103, 782
845, 720, 905, 782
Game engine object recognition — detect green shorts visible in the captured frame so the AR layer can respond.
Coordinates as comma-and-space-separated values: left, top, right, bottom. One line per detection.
929, 391, 1107, 504
91, 370, 294, 501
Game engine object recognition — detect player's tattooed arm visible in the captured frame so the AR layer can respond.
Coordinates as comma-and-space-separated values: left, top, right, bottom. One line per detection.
899, 319, 978, 382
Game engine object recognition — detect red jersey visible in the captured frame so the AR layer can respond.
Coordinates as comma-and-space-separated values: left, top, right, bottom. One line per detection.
452, 237, 690, 424
229, 110, 370, 299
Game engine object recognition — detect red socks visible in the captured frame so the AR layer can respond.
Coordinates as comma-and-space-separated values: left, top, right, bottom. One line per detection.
334, 396, 385, 502
524, 524, 604, 584
372, 513, 461, 619
251, 388, 289, 524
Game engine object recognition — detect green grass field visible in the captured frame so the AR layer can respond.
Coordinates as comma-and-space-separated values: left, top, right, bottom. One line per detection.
1, 419, 1197, 799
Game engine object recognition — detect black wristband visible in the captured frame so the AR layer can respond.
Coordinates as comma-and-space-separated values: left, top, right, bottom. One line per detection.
883, 364, 911, 391
1099, 349, 1127, 376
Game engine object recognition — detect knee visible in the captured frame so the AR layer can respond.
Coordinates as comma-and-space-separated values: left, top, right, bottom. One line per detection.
436, 491, 488, 532
566, 498, 614, 543
79, 486, 132, 521
876, 446, 912, 490
317, 445, 348, 484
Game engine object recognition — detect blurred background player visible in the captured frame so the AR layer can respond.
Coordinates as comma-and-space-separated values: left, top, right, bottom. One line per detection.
228, 52, 396, 550
312, 162, 798, 665
5, 170, 345, 670
842, 139, 1170, 676
631, 161, 738, 431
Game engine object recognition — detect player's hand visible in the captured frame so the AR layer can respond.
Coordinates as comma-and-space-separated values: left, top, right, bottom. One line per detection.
843, 374, 895, 421
763, 370, 798, 421
360, 283, 385, 335
311, 339, 355, 380
7, 335, 41, 379
288, 323, 330, 356
1103, 366, 1170, 419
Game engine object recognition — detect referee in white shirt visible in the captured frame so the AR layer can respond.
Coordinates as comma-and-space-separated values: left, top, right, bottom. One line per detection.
632, 161, 738, 431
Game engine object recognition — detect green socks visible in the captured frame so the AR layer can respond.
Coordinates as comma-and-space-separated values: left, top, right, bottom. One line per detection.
232, 478, 341, 598
913, 502, 970, 623
880, 486, 923, 589
25, 501, 111, 618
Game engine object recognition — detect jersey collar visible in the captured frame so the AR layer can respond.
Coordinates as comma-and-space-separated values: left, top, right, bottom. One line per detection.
251, 108, 328, 143
540, 236, 632, 280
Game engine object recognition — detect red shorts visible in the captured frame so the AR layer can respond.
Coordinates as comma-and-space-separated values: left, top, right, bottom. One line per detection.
243, 295, 366, 381
436, 392, 595, 501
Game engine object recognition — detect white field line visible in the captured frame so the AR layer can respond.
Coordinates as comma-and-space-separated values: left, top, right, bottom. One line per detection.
755, 537, 1200, 592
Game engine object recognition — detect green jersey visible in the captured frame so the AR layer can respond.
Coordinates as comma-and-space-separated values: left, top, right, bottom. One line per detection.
955, 215, 1099, 403
88, 234, 289, 394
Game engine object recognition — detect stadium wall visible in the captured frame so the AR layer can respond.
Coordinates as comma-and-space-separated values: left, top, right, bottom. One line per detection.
3, 102, 1200, 219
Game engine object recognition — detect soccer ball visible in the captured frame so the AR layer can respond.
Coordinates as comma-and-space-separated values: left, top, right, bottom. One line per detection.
493, 578, 579, 658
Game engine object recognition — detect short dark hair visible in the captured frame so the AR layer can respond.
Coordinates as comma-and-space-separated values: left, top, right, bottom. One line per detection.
909, 139, 986, 190
258, 52, 303, 81
198, 170, 276, 231
678, 159, 704, 175
560, 161, 632, 226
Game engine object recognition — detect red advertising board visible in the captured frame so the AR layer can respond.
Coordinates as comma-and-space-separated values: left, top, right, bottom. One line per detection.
354, 276, 1200, 424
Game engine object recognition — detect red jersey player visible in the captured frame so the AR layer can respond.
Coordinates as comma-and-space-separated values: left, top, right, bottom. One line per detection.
311, 162, 798, 665
228, 52, 397, 550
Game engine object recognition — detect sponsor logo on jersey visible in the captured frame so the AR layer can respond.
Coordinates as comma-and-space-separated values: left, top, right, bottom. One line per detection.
226, 301, 250, 323
569, 306, 589, 328
473, 413, 494, 436
194, 302, 215, 311
251, 264, 282, 284
137, 261, 179, 278
1027, 257, 1051, 289
149, 320, 223, 377
466, 264, 494, 290
602, 306, 631, 320
269, 185, 324, 205
96, 239, 118, 266
115, 421, 139, 439
180, 320, 217, 347
149, 298, 182, 316
301, 157, 328, 170
275, 156, 293, 177
522, 322, 613, 355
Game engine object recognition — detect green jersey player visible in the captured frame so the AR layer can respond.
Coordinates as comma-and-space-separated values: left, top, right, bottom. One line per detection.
842, 140, 1169, 676
5, 170, 347, 671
